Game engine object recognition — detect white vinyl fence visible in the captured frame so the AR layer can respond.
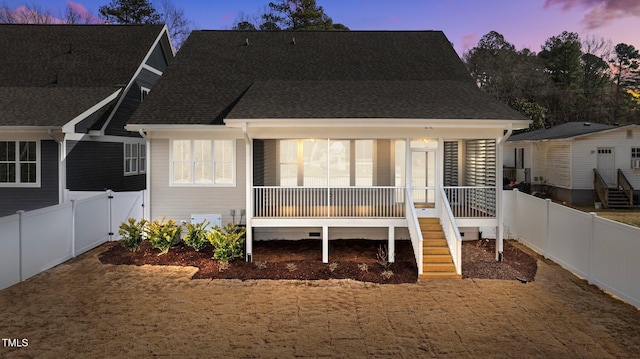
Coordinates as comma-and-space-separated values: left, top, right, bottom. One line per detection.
0, 190, 144, 291
504, 189, 640, 308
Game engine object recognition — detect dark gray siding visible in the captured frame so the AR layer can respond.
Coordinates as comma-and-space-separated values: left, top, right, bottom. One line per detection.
0, 140, 59, 216
145, 43, 169, 72
66, 140, 145, 191
105, 68, 161, 137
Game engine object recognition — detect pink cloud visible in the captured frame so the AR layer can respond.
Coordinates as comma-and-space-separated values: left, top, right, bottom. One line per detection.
544, 0, 640, 29
461, 32, 478, 52
389, 15, 401, 25
66, 1, 101, 23
12, 5, 62, 23
222, 12, 234, 21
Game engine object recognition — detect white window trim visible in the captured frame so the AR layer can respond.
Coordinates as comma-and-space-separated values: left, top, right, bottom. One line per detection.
0, 140, 41, 188
632, 148, 640, 169
140, 86, 150, 102
170, 139, 236, 187
139, 143, 147, 174
124, 143, 138, 176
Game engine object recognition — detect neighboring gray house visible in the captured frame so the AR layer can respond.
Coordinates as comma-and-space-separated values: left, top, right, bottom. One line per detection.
504, 122, 640, 207
0, 24, 174, 216
126, 31, 529, 277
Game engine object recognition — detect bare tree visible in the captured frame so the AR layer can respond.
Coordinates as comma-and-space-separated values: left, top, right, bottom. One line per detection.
159, 0, 193, 49
0, 3, 56, 23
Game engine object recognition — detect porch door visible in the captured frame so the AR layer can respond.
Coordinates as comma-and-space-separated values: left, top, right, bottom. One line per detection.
597, 147, 615, 187
411, 149, 436, 208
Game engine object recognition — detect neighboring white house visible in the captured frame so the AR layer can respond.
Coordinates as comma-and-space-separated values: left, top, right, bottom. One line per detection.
126, 31, 530, 277
504, 122, 640, 207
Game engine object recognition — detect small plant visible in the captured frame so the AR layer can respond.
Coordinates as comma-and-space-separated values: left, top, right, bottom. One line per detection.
254, 260, 268, 269
147, 217, 181, 255
207, 222, 246, 264
118, 217, 148, 252
376, 245, 390, 267
381, 270, 394, 280
358, 263, 368, 272
285, 263, 298, 272
183, 220, 210, 251
328, 262, 339, 272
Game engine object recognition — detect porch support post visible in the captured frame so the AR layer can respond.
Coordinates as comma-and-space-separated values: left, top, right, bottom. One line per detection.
322, 225, 329, 263
405, 139, 411, 195
388, 226, 395, 263
243, 123, 253, 262
496, 125, 513, 262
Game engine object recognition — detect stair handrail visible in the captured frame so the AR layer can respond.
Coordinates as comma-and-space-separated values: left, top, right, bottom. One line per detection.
404, 188, 423, 275
439, 188, 463, 275
618, 169, 634, 206
593, 169, 609, 208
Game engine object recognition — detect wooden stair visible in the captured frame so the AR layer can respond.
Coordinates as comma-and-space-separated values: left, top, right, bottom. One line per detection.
418, 218, 461, 279
607, 189, 632, 209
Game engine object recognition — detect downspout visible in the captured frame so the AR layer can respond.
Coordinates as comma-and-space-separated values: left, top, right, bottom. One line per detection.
138, 129, 151, 220
495, 123, 513, 262
48, 129, 66, 204
242, 123, 253, 262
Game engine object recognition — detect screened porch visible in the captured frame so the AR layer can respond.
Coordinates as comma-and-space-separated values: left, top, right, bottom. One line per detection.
250, 138, 498, 219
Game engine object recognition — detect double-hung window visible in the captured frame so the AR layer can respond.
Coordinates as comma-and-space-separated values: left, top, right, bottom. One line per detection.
171, 139, 234, 185
124, 143, 146, 175
632, 148, 640, 169
0, 141, 39, 186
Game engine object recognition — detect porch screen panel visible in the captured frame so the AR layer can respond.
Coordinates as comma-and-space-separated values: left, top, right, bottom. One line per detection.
355, 140, 373, 186
394, 140, 405, 186
443, 141, 458, 186
303, 139, 327, 186
465, 139, 496, 186
279, 140, 298, 186
329, 140, 350, 186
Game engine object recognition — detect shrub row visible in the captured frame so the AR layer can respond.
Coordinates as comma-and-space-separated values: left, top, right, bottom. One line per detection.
118, 217, 246, 263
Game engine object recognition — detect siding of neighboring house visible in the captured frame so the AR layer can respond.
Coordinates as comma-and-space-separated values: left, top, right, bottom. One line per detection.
66, 140, 145, 191
150, 138, 246, 225
0, 140, 59, 216
544, 142, 571, 188
572, 129, 640, 190
105, 68, 163, 137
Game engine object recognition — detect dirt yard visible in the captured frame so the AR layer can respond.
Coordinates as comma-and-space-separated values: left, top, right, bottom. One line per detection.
1, 241, 639, 358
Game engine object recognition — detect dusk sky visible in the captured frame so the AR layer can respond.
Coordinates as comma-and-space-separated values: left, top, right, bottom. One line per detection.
4, 0, 639, 55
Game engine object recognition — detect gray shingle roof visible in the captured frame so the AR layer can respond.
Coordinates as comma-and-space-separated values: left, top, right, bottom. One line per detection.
131, 31, 527, 125
0, 87, 118, 127
0, 24, 165, 127
508, 122, 615, 141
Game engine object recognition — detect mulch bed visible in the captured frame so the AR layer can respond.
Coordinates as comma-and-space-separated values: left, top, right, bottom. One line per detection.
99, 238, 537, 284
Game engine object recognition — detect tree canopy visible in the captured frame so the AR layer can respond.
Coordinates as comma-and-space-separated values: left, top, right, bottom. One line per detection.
233, 0, 349, 31
99, 0, 161, 24
464, 30, 639, 126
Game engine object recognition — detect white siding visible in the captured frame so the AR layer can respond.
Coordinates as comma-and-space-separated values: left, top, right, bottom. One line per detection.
150, 138, 246, 225
572, 128, 640, 189
544, 142, 571, 188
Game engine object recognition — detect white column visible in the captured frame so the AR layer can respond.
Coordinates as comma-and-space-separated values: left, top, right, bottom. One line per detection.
405, 139, 411, 195
322, 225, 329, 263
244, 127, 253, 262
388, 226, 395, 263
144, 136, 151, 220
496, 136, 504, 261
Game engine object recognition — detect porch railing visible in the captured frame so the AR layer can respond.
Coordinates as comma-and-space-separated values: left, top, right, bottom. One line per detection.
439, 188, 462, 274
443, 186, 496, 218
618, 169, 634, 207
593, 169, 609, 207
253, 186, 406, 218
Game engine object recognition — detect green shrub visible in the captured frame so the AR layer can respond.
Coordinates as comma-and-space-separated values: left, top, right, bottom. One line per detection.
118, 217, 148, 252
183, 220, 210, 251
207, 222, 246, 263
147, 217, 181, 255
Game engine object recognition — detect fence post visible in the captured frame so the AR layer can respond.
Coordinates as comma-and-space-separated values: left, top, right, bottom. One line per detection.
71, 199, 76, 257
17, 210, 25, 282
588, 212, 597, 285
545, 198, 551, 259
108, 189, 114, 241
